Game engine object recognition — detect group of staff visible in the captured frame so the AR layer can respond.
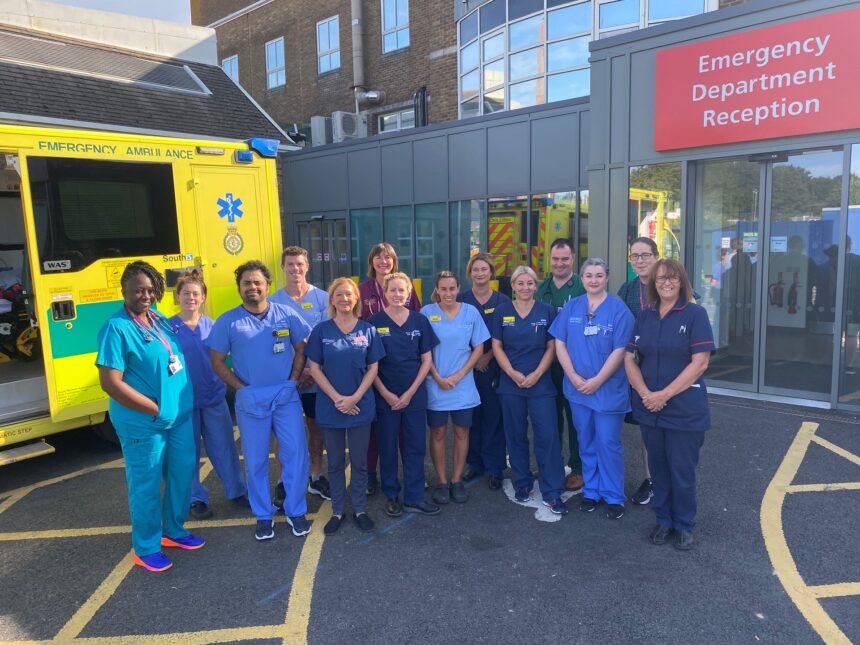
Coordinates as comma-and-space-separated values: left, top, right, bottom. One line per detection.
96, 236, 714, 572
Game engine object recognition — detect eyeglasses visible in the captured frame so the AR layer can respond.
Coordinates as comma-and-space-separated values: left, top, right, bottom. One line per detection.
654, 275, 681, 284
629, 253, 655, 261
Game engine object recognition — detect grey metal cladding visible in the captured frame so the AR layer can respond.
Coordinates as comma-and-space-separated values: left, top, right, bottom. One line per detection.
381, 142, 414, 205
488, 121, 528, 196
531, 112, 579, 193
0, 30, 203, 93
579, 110, 590, 188
413, 136, 448, 203
449, 129, 486, 200
348, 147, 381, 208
289, 154, 349, 213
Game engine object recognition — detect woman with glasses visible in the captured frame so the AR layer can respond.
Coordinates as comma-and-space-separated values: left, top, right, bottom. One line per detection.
617, 237, 660, 506
624, 259, 714, 551
550, 258, 634, 520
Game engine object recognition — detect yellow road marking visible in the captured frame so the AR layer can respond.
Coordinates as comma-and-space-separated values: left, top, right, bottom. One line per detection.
760, 421, 852, 645
807, 582, 860, 599
810, 434, 860, 466
0, 490, 28, 515
787, 482, 860, 493
52, 550, 135, 642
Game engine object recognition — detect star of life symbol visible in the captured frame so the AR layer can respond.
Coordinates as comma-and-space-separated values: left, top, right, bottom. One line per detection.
217, 193, 244, 223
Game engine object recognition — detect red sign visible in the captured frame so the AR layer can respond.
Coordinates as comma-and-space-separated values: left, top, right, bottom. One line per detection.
654, 8, 860, 150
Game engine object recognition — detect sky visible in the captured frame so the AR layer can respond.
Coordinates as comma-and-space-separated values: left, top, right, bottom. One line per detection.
48, 0, 191, 23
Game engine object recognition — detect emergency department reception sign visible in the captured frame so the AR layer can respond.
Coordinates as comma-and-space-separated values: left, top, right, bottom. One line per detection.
654, 8, 860, 150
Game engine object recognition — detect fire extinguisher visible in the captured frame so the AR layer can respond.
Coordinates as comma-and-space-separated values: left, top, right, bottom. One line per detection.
787, 271, 799, 314
768, 272, 784, 307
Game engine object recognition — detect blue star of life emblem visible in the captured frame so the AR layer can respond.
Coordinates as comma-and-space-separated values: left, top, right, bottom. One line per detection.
217, 193, 244, 223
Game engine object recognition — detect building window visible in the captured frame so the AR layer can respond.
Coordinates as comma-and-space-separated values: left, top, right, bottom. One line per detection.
265, 37, 286, 88
382, 0, 409, 53
458, 0, 714, 118
378, 110, 415, 132
222, 55, 239, 83
317, 16, 340, 74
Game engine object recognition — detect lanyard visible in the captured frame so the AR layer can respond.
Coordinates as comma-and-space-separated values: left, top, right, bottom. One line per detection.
125, 306, 174, 358
638, 280, 645, 313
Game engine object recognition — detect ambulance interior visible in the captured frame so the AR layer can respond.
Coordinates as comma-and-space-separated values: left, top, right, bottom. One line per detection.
0, 154, 48, 426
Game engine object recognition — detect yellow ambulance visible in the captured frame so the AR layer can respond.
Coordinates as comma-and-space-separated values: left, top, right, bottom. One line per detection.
0, 123, 283, 464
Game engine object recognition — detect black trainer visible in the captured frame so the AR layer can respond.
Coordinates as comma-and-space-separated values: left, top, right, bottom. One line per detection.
385, 498, 404, 517
273, 482, 286, 510
674, 530, 695, 551
324, 515, 343, 535
579, 498, 599, 513
487, 475, 503, 490
649, 524, 672, 545
353, 512, 375, 532
366, 472, 378, 496
308, 476, 332, 500
631, 478, 653, 505
189, 501, 212, 520
605, 503, 625, 519
255, 519, 274, 541
403, 500, 441, 515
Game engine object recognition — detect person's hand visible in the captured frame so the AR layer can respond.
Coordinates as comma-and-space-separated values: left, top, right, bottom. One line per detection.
336, 394, 360, 414
576, 377, 600, 395
509, 370, 527, 387
437, 376, 456, 390
519, 372, 538, 389
298, 367, 314, 389
642, 389, 670, 412
392, 391, 413, 410
382, 390, 399, 408
475, 353, 492, 372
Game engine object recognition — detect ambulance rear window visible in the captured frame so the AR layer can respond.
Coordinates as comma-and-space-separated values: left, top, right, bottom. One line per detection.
28, 157, 180, 273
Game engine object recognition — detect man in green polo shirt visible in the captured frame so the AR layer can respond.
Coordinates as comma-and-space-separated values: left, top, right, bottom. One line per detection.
536, 238, 585, 491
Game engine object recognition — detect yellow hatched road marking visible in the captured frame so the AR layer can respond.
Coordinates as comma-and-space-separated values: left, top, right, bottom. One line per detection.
806, 582, 860, 599
760, 421, 854, 645
810, 434, 860, 466
787, 482, 860, 493
1, 458, 125, 504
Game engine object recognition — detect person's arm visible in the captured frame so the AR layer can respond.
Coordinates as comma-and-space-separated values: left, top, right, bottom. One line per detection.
520, 340, 556, 389
492, 338, 526, 387
340, 362, 379, 414
210, 350, 246, 390
577, 347, 626, 395
308, 359, 342, 402
624, 352, 651, 400
392, 351, 433, 410
97, 366, 159, 415
373, 374, 400, 407
555, 339, 584, 389
289, 340, 307, 381
641, 352, 709, 412
447, 344, 483, 385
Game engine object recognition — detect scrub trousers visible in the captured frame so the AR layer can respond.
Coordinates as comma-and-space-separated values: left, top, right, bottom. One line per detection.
500, 393, 565, 502
322, 424, 371, 516
640, 425, 705, 532
570, 404, 626, 505
235, 383, 309, 521
115, 416, 195, 557
551, 363, 582, 473
191, 400, 247, 505
466, 383, 506, 478
377, 404, 427, 505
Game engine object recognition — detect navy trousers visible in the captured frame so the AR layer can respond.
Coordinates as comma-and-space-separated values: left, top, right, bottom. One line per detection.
466, 384, 507, 478
376, 404, 427, 506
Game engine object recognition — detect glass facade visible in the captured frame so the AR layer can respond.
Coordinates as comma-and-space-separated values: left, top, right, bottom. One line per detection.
350, 208, 382, 279
415, 203, 449, 303
839, 144, 860, 404
628, 163, 683, 275
458, 0, 708, 118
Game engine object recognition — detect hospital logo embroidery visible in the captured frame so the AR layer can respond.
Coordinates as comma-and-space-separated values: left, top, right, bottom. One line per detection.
406, 330, 422, 339
679, 325, 687, 334
502, 316, 516, 327
352, 333, 368, 347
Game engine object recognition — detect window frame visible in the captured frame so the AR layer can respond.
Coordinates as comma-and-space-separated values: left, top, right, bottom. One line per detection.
265, 36, 286, 89
221, 55, 239, 83
378, 109, 416, 133
316, 16, 341, 75
381, 0, 410, 54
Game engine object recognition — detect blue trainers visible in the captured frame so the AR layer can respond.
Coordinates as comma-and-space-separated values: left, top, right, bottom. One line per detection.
133, 552, 173, 572
515, 486, 532, 502
161, 534, 206, 550
544, 498, 569, 515
287, 514, 311, 537
255, 519, 275, 541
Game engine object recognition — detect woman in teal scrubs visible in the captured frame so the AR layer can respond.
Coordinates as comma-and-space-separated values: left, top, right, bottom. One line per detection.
96, 261, 204, 573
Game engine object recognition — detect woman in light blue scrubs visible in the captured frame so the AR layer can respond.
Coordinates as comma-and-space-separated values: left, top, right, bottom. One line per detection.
97, 261, 204, 573
169, 271, 246, 521
550, 258, 634, 521
422, 271, 489, 505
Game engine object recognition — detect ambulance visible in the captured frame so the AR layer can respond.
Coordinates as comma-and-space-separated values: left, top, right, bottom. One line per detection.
0, 123, 283, 464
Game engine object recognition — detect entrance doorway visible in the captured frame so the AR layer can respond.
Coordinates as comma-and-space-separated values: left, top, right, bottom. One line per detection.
693, 148, 844, 402
295, 217, 348, 289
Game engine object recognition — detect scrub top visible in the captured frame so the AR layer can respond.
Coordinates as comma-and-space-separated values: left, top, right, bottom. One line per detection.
358, 278, 421, 320
96, 308, 192, 430
617, 278, 649, 318
270, 285, 330, 393
458, 289, 510, 388
627, 300, 715, 432
368, 310, 438, 409
548, 294, 634, 414
537, 274, 585, 311
421, 302, 489, 411
305, 319, 386, 428
490, 300, 557, 397
207, 302, 311, 389
169, 314, 226, 408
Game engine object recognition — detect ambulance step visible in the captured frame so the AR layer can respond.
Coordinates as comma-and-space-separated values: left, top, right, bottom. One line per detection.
0, 440, 55, 466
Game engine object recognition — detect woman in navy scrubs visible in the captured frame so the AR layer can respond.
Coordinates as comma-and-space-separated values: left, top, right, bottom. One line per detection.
458, 252, 510, 490
169, 271, 246, 521
358, 242, 421, 495
423, 271, 489, 505
550, 259, 634, 520
306, 277, 385, 534
369, 272, 440, 517
491, 266, 567, 516
617, 236, 660, 506
625, 259, 714, 550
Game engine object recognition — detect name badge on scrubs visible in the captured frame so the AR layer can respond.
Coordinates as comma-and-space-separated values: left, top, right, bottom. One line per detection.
168, 354, 183, 375
429, 315, 441, 322
483, 308, 494, 314
583, 325, 599, 336
273, 341, 285, 353
301, 303, 313, 309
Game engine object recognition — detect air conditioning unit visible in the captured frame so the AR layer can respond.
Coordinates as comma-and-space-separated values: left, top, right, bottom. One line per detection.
310, 115, 332, 146
331, 111, 368, 142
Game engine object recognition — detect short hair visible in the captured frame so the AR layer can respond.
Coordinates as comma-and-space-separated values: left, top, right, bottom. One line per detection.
120, 260, 165, 302
510, 265, 538, 285
466, 252, 496, 279
366, 242, 398, 279
432, 270, 459, 303
549, 238, 574, 254
383, 271, 412, 294
646, 259, 695, 305
580, 257, 609, 276
234, 260, 272, 287
327, 277, 361, 318
630, 236, 659, 256
281, 246, 309, 265
175, 269, 207, 298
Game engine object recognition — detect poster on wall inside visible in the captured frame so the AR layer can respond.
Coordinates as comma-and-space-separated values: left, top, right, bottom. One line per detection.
767, 252, 808, 328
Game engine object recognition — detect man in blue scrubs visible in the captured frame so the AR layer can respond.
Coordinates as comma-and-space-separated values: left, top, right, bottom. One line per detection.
270, 246, 331, 503
209, 261, 312, 541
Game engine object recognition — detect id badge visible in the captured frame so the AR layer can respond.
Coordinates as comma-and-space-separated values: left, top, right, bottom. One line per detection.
168, 354, 183, 375
583, 325, 598, 336
273, 341, 285, 354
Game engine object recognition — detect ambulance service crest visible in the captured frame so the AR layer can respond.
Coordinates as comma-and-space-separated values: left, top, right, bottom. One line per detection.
223, 225, 244, 255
